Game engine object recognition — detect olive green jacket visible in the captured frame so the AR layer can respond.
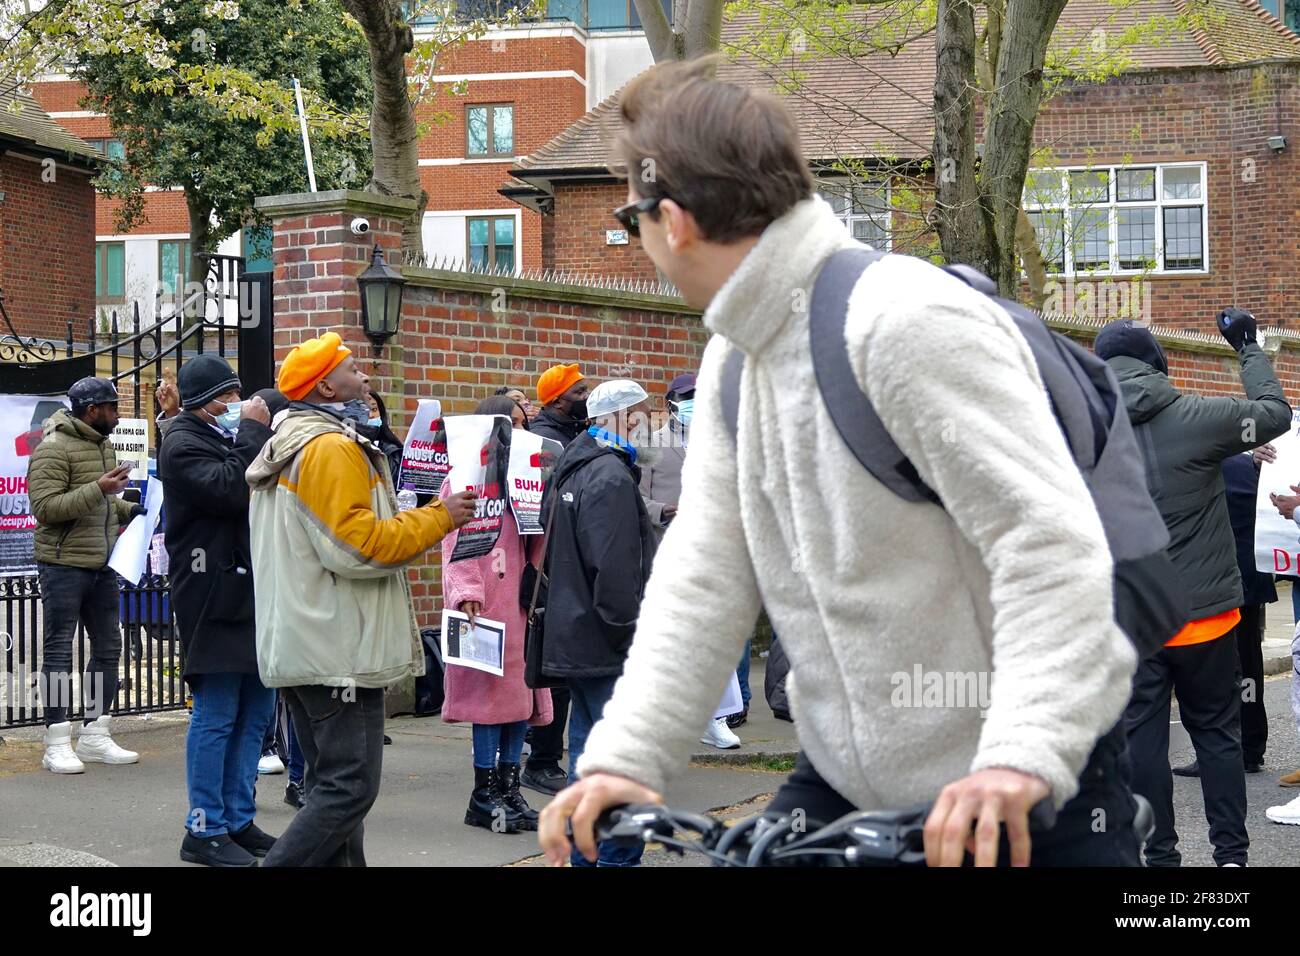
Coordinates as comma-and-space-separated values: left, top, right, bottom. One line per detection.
27, 409, 135, 568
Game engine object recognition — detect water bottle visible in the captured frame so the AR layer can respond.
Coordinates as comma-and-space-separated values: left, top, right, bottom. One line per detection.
396, 489, 418, 512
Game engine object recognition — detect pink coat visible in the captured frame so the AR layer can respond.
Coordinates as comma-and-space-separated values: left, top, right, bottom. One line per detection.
438, 482, 552, 727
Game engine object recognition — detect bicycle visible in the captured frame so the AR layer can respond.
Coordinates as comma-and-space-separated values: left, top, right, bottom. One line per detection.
578, 795, 1156, 867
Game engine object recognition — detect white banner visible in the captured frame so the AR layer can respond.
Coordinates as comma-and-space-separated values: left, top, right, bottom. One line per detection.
108, 476, 164, 585
444, 415, 511, 562
109, 418, 149, 482
396, 399, 448, 497
1, 394, 69, 576
1254, 409, 1300, 574
505, 430, 563, 535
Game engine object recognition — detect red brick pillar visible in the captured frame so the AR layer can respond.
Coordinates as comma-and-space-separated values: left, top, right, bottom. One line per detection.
252, 189, 417, 428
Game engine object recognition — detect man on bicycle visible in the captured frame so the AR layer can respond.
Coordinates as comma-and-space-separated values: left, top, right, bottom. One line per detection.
539, 58, 1140, 867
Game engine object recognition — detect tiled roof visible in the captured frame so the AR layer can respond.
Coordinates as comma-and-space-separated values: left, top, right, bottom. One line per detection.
512, 0, 1300, 178
0, 82, 100, 164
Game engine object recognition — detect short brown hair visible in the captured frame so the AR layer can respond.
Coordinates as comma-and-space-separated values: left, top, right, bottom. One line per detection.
613, 56, 814, 243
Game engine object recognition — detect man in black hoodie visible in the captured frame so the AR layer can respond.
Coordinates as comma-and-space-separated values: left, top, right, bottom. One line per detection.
1095, 311, 1291, 868
159, 355, 278, 868
521, 363, 590, 795
539, 379, 656, 866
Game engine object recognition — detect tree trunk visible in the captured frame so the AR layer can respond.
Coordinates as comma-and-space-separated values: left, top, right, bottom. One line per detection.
980, 0, 1067, 296
342, 0, 427, 257
634, 0, 680, 62
932, 0, 992, 275
185, 189, 214, 336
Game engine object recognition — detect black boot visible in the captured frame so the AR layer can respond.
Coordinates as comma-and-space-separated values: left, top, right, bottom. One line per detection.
180, 832, 258, 868
465, 766, 517, 833
497, 761, 540, 832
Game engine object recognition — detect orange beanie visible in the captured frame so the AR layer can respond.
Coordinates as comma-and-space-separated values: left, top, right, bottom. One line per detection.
278, 332, 352, 401
537, 364, 584, 406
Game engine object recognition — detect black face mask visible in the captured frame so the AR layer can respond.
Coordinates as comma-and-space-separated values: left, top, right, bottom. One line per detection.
568, 400, 588, 422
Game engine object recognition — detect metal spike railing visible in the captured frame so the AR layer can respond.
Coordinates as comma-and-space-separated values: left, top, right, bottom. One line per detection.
403, 250, 681, 298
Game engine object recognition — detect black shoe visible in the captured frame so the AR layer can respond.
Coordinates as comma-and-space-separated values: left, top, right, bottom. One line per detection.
230, 822, 277, 858
180, 832, 258, 868
284, 781, 305, 810
521, 764, 568, 796
497, 762, 540, 832
383, 734, 392, 745
1245, 759, 1265, 773
1172, 760, 1200, 777
725, 708, 749, 729
466, 766, 518, 833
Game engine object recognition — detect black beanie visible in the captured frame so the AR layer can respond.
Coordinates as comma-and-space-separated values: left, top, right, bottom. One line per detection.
1093, 319, 1169, 376
178, 354, 241, 409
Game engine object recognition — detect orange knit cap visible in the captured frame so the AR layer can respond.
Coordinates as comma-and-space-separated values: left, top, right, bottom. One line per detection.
537, 363, 584, 407
278, 332, 352, 401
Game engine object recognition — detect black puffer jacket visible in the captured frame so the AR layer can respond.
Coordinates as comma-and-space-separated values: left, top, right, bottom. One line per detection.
540, 431, 656, 678
1107, 342, 1291, 619
158, 412, 273, 677
530, 407, 584, 449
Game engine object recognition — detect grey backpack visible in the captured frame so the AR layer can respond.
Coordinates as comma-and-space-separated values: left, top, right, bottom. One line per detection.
720, 246, 1188, 659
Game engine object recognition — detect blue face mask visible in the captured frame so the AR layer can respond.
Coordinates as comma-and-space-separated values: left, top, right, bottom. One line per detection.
673, 399, 694, 428
214, 401, 242, 432
325, 399, 373, 428
367, 417, 383, 428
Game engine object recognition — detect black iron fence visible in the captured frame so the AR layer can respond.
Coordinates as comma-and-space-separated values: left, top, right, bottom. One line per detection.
1, 255, 272, 729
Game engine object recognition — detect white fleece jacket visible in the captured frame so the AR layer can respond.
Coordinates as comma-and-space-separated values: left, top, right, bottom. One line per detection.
574, 196, 1137, 811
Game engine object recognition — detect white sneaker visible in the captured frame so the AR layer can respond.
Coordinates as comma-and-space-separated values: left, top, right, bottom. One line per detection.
700, 717, 741, 750
42, 722, 85, 774
75, 715, 139, 765
1265, 793, 1300, 825
258, 754, 285, 775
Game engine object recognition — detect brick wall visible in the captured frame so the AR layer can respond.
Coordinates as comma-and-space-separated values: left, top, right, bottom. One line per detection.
548, 180, 660, 281
396, 269, 708, 620
0, 153, 96, 343
97, 189, 191, 236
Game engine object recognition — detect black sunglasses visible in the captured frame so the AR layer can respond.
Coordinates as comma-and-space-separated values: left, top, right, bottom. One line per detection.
612, 196, 668, 237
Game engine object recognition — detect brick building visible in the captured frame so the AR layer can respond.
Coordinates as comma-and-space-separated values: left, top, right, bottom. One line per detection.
0, 83, 98, 346
505, 0, 1300, 338
23, 2, 659, 336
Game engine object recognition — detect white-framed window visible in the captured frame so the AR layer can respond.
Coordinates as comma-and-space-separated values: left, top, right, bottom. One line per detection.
1022, 162, 1208, 276
817, 179, 890, 249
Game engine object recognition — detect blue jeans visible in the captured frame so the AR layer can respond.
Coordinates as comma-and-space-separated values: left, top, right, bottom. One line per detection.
186, 672, 276, 837
568, 675, 644, 867
736, 639, 753, 708
473, 721, 528, 769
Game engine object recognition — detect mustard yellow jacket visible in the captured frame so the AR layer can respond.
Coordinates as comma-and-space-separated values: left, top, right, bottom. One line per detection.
246, 407, 454, 689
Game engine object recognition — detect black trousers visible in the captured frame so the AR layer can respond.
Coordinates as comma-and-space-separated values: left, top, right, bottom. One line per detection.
767, 722, 1140, 866
37, 563, 121, 726
525, 683, 569, 770
1125, 633, 1248, 867
1234, 604, 1267, 764
263, 685, 386, 867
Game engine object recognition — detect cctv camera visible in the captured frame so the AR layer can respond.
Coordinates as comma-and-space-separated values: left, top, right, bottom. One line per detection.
350, 217, 371, 236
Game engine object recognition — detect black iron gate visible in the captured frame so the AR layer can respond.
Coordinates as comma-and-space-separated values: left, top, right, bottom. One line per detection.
1, 255, 273, 729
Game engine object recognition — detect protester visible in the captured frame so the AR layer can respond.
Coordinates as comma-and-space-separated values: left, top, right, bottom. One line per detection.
1173, 448, 1277, 779
1095, 311, 1291, 867
519, 363, 590, 796
246, 332, 476, 866
538, 379, 657, 866
1265, 471, 1300, 823
365, 390, 405, 486
496, 385, 538, 423
639, 372, 742, 747
539, 59, 1145, 869
28, 377, 143, 774
159, 356, 278, 867
440, 396, 553, 833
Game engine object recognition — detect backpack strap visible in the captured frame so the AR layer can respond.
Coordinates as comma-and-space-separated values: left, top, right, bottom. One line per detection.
810, 247, 943, 506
